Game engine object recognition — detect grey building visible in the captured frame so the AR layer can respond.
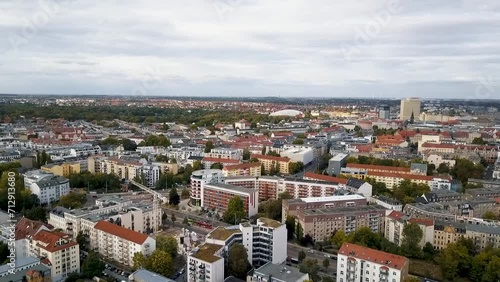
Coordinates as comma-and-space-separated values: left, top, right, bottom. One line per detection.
378, 105, 390, 120
327, 153, 349, 176
248, 262, 310, 282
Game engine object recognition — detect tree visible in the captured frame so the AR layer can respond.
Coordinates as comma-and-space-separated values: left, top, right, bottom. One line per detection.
242, 148, 251, 160
267, 150, 280, 157
81, 251, 105, 278
427, 163, 436, 175
322, 258, 330, 269
261, 146, 267, 155
482, 256, 500, 282
451, 158, 484, 185
483, 211, 498, 220
181, 188, 190, 199
76, 231, 87, 250
58, 192, 87, 209
299, 259, 320, 282
156, 235, 178, 259
144, 250, 174, 277
401, 223, 423, 258
298, 250, 306, 262
392, 180, 430, 204
210, 162, 223, 169
438, 242, 471, 280
204, 141, 215, 153
289, 162, 305, 174
121, 138, 138, 151
139, 135, 171, 147
437, 163, 450, 174
0, 242, 9, 263
162, 123, 170, 131
223, 196, 246, 224
193, 160, 203, 171
25, 206, 47, 222
295, 222, 304, 243
169, 187, 180, 205
422, 242, 436, 261
171, 212, 176, 224
183, 217, 189, 225
292, 138, 304, 145
331, 229, 347, 247
227, 243, 251, 279
410, 111, 415, 124
285, 215, 296, 240
132, 252, 146, 270
472, 137, 486, 145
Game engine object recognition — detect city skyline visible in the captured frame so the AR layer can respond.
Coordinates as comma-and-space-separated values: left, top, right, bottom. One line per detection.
1, 0, 499, 98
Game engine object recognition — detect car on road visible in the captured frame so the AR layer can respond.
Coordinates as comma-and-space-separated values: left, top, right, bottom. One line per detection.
324, 254, 331, 258
179, 268, 185, 274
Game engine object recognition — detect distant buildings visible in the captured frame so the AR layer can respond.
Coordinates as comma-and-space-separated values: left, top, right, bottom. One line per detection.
378, 105, 391, 120
23, 170, 70, 204
400, 97, 421, 121
337, 243, 410, 282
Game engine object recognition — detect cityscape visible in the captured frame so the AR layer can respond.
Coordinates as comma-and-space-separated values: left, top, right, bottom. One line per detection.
1, 1, 500, 282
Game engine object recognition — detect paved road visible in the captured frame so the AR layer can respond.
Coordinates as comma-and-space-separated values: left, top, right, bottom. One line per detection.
484, 164, 494, 180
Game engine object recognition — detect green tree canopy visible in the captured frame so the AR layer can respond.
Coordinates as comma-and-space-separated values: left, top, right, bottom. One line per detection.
227, 243, 251, 279
139, 135, 171, 147
210, 162, 223, 169
169, 187, 180, 205
204, 141, 215, 153
242, 148, 251, 160
401, 223, 423, 258
156, 235, 178, 259
223, 196, 246, 224
144, 250, 174, 277
81, 251, 105, 278
58, 192, 87, 209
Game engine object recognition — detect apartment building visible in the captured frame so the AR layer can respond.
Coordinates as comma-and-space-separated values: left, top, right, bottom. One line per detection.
370, 195, 402, 211
420, 143, 499, 163
433, 220, 500, 251
282, 194, 367, 222
222, 162, 262, 177
88, 156, 161, 186
404, 198, 498, 221
136, 164, 160, 187
203, 183, 258, 218
327, 153, 349, 176
204, 148, 242, 160
30, 230, 80, 282
41, 162, 81, 177
251, 154, 291, 174
49, 196, 161, 239
249, 262, 310, 282
337, 243, 410, 282
24, 170, 70, 204
9, 218, 52, 259
296, 205, 387, 241
92, 220, 156, 267
0, 257, 52, 282
187, 243, 225, 282
384, 211, 434, 247
190, 169, 224, 206
205, 218, 287, 266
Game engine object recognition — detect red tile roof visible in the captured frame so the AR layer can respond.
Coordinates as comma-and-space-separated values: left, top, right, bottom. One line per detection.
303, 172, 348, 184
94, 220, 149, 245
387, 210, 405, 221
409, 218, 434, 227
347, 163, 411, 173
271, 131, 294, 137
251, 154, 290, 162
15, 217, 52, 240
339, 243, 408, 270
33, 230, 78, 253
223, 162, 261, 171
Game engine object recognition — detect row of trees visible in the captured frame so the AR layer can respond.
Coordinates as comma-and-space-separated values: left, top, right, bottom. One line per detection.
100, 137, 138, 151
138, 134, 171, 147
67, 171, 121, 192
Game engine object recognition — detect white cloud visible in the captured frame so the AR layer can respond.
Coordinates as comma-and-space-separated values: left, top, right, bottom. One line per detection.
0, 0, 499, 98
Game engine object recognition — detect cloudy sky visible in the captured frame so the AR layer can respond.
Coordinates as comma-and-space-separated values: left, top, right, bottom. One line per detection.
0, 0, 499, 98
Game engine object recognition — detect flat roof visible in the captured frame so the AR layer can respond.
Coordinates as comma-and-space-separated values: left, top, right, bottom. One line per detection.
206, 226, 241, 241
205, 183, 258, 194
331, 153, 349, 161
300, 194, 365, 203
192, 243, 224, 263
302, 204, 386, 216
254, 262, 307, 281
130, 269, 176, 282
258, 218, 283, 228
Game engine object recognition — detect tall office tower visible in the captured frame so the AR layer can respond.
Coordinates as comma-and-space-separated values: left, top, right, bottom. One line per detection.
378, 105, 390, 119
400, 97, 421, 121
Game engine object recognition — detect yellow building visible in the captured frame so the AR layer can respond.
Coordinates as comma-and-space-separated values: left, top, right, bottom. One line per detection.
222, 162, 262, 177
251, 154, 290, 174
41, 162, 80, 177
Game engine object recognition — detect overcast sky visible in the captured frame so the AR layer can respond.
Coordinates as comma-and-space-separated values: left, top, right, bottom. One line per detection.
1, 0, 499, 98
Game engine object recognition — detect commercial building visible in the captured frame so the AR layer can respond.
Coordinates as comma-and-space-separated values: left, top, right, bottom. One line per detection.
280, 146, 314, 165
337, 243, 410, 282
327, 153, 349, 176
400, 97, 421, 121
282, 194, 367, 222
30, 230, 80, 282
187, 218, 287, 282
23, 170, 70, 204
203, 183, 258, 218
251, 154, 291, 174
248, 262, 310, 282
296, 205, 387, 241
190, 169, 224, 206
92, 220, 156, 267
222, 162, 261, 177
378, 105, 391, 120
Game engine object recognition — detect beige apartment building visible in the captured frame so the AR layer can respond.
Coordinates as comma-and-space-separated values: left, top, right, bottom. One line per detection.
41, 162, 81, 177
400, 97, 421, 121
251, 154, 290, 174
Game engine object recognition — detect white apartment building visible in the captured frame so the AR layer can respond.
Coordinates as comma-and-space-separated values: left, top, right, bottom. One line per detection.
337, 243, 410, 282
190, 169, 224, 206
137, 164, 161, 187
2, 218, 51, 259
204, 148, 242, 160
87, 156, 161, 186
187, 243, 225, 282
92, 220, 156, 267
370, 196, 403, 212
23, 170, 70, 204
30, 230, 80, 282
49, 196, 161, 239
280, 145, 314, 165
384, 211, 434, 248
